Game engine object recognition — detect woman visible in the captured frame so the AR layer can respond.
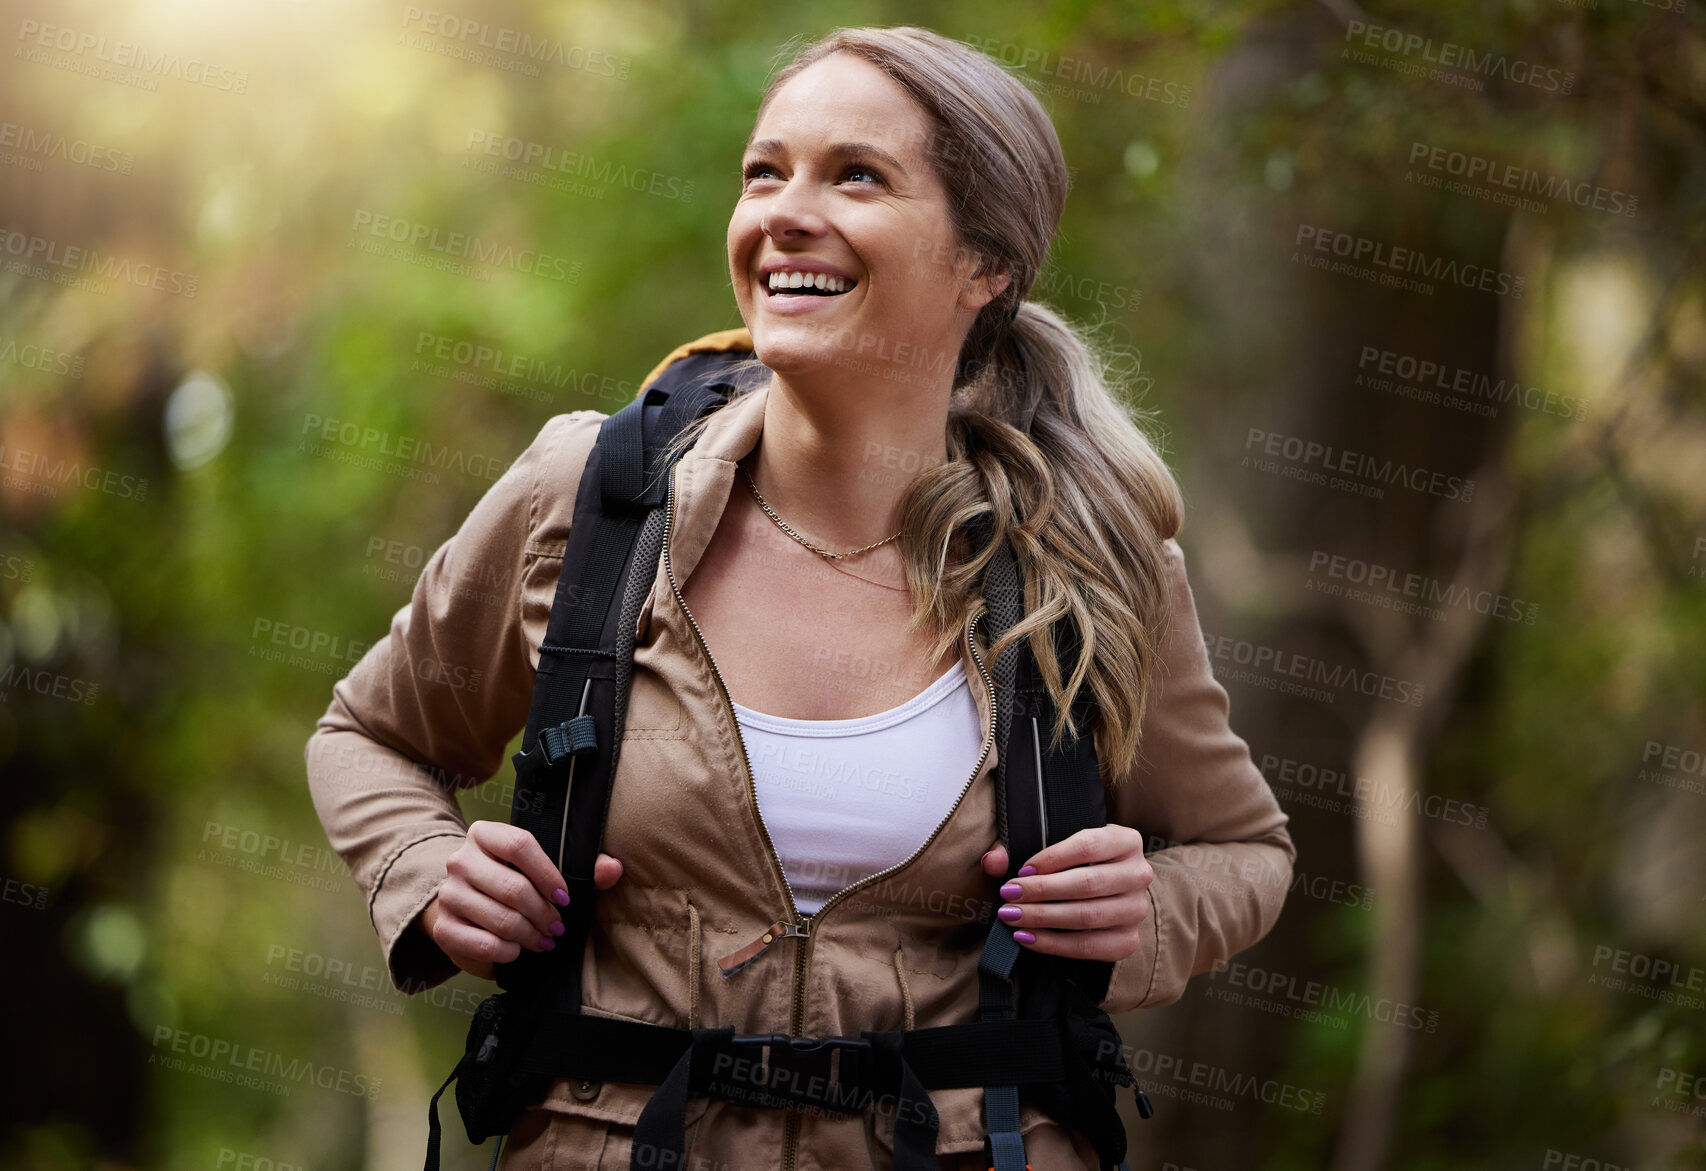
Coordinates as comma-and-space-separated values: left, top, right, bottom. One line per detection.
305, 25, 1296, 1171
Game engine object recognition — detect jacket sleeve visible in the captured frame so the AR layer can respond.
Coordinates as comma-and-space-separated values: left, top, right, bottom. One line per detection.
302, 410, 603, 993
1097, 537, 1297, 1015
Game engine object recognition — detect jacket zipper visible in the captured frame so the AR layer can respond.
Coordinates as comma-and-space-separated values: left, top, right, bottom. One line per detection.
661, 459, 999, 1171
661, 459, 804, 932
773, 606, 994, 1170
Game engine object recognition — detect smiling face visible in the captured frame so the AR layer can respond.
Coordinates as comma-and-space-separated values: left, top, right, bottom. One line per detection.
729, 52, 1008, 387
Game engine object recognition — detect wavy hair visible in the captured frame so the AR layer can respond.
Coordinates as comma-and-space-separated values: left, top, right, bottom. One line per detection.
660, 26, 1184, 788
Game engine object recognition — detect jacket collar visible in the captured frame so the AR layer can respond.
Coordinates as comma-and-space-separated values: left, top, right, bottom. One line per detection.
689, 376, 772, 466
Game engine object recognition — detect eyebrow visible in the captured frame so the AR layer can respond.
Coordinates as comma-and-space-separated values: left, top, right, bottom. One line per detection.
742, 138, 910, 177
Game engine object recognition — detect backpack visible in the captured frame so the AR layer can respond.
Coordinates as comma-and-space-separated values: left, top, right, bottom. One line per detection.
421, 331, 1154, 1171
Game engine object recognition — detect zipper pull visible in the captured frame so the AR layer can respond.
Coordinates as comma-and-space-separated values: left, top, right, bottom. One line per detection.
716, 917, 810, 978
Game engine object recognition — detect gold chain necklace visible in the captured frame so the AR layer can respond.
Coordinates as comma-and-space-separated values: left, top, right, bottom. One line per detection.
739, 462, 902, 560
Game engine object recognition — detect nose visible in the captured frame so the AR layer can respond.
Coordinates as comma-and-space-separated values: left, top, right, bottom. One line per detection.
759, 177, 828, 241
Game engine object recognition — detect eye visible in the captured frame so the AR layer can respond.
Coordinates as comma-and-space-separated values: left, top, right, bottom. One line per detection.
739, 160, 886, 186
842, 162, 885, 186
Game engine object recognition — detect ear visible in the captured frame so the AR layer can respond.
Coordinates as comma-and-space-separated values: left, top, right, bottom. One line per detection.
958, 263, 1013, 314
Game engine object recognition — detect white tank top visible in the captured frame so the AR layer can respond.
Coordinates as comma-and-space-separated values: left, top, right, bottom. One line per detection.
732, 663, 985, 915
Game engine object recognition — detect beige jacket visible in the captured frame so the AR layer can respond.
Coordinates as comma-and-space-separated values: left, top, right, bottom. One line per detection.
304, 330, 1297, 1171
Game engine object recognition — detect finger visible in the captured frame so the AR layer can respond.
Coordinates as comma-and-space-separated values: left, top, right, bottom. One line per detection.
996, 891, 1147, 933
455, 836, 566, 941
980, 844, 1009, 878
470, 820, 572, 909
1019, 825, 1141, 876
1013, 923, 1145, 963
593, 853, 624, 891
437, 881, 559, 952
431, 904, 524, 968
1001, 855, 1153, 906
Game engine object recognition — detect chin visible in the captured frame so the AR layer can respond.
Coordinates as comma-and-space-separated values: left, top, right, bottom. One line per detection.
748, 324, 842, 375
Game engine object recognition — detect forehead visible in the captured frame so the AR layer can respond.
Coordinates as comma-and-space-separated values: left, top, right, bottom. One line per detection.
749, 53, 930, 159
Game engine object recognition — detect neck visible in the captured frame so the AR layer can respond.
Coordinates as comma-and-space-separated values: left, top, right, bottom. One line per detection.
748, 370, 952, 552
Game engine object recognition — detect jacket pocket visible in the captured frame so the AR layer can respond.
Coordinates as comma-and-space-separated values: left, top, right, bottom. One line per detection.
534, 1077, 710, 1170
621, 662, 684, 735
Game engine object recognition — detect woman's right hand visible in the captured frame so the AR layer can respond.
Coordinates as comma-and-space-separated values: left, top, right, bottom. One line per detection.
419, 820, 625, 981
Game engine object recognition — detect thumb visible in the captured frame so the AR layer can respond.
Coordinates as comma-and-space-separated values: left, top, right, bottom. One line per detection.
593, 852, 624, 891
980, 844, 1009, 878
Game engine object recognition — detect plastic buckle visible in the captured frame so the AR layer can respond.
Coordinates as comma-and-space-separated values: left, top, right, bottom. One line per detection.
721, 1034, 872, 1115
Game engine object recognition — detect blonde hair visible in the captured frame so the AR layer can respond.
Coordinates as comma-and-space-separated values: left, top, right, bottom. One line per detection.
663, 26, 1183, 788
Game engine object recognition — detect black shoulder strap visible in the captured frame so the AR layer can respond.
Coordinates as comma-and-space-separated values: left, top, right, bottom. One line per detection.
976, 520, 1126, 1171
497, 348, 761, 1002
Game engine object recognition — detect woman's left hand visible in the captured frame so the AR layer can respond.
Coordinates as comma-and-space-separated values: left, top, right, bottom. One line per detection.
981, 826, 1154, 962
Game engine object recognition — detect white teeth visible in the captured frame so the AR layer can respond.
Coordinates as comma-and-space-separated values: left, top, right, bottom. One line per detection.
766, 271, 849, 293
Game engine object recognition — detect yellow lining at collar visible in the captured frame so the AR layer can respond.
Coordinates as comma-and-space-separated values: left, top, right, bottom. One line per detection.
636, 327, 754, 396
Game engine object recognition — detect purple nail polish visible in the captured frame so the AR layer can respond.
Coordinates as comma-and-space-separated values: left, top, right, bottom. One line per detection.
999, 882, 1023, 900
552, 888, 570, 906
997, 904, 1023, 923
548, 920, 565, 937
539, 937, 556, 951
1017, 865, 1037, 877
1013, 930, 1035, 945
